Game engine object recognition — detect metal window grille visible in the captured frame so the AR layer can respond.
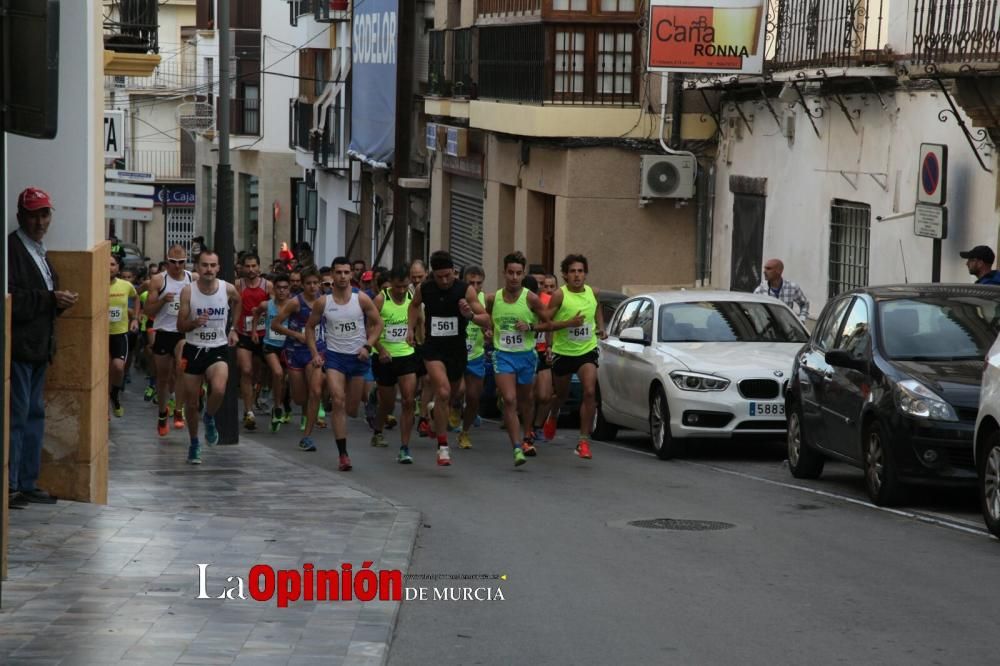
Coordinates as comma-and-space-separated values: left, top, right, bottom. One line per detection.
828, 200, 871, 298
479, 24, 545, 103
453, 29, 476, 98
596, 30, 632, 96
771, 0, 886, 69
554, 29, 586, 96
429, 31, 448, 95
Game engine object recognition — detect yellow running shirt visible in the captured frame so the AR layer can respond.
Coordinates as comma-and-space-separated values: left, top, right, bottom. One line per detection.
109, 278, 136, 335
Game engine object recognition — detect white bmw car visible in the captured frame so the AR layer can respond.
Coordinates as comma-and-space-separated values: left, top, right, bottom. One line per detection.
595, 291, 810, 459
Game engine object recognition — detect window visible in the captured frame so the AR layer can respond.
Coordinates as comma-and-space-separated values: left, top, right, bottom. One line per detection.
634, 299, 654, 339
658, 301, 809, 343
552, 0, 587, 9
829, 200, 871, 298
835, 298, 871, 360
879, 296, 1000, 360
612, 299, 642, 336
816, 297, 852, 351
554, 29, 585, 95
596, 31, 632, 95
599, 0, 636, 10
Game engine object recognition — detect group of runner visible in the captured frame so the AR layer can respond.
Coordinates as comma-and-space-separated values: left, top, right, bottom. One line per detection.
109, 246, 608, 469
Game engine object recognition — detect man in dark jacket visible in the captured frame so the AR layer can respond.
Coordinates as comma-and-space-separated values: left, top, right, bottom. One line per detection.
960, 245, 1000, 285
7, 187, 78, 507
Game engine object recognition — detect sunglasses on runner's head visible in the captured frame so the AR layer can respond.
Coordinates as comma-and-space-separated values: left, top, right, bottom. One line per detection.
167, 258, 187, 265
322, 282, 333, 288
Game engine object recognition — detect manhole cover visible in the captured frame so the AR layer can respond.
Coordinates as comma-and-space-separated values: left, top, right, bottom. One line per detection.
151, 469, 244, 476
627, 518, 734, 531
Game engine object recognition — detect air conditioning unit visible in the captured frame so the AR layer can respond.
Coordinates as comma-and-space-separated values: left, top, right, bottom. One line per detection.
640, 155, 696, 200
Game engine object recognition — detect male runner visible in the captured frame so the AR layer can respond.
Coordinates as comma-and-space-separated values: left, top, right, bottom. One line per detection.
272, 268, 326, 451
144, 245, 194, 436
234, 253, 271, 431
176, 250, 241, 464
254, 273, 292, 431
371, 266, 420, 463
305, 257, 383, 471
108, 255, 139, 417
531, 274, 556, 441
487, 253, 549, 466
289, 271, 303, 295
407, 259, 434, 436
456, 266, 487, 450
407, 251, 490, 466
543, 254, 607, 459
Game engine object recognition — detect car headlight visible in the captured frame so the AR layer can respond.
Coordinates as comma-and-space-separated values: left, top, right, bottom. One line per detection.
669, 371, 730, 392
894, 379, 958, 421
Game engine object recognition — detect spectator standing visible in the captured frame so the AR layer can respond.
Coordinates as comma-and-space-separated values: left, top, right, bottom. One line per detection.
753, 258, 809, 322
960, 246, 1000, 285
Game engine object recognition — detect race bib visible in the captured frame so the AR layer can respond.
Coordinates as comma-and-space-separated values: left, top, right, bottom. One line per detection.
431, 316, 458, 337
109, 306, 124, 323
385, 323, 408, 340
336, 321, 359, 334
466, 339, 474, 354
568, 325, 592, 342
535, 332, 546, 344
167, 300, 181, 315
197, 329, 222, 343
244, 316, 254, 332
497, 330, 525, 352
314, 325, 323, 340
269, 331, 287, 344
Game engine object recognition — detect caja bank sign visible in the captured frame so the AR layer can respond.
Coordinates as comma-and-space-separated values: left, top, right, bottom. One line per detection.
648, 0, 767, 74
349, 0, 398, 168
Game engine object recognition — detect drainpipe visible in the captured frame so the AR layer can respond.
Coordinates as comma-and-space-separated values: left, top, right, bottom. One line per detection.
659, 74, 695, 159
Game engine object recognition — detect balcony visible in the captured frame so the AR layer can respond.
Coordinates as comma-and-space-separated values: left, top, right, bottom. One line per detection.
478, 0, 542, 22
911, 0, 1000, 66
289, 98, 314, 151
105, 57, 197, 92
224, 97, 261, 136
314, 101, 349, 171
769, 0, 890, 70
478, 24, 638, 106
103, 0, 161, 76
315, 0, 351, 22
131, 150, 195, 180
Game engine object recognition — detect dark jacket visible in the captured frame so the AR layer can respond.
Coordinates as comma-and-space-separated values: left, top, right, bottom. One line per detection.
8, 230, 61, 363
976, 270, 1000, 285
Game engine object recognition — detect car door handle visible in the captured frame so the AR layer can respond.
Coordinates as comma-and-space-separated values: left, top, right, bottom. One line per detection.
822, 370, 834, 380
800, 355, 810, 367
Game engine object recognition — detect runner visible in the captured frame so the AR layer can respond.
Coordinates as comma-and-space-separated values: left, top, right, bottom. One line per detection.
407, 251, 491, 466
175, 250, 242, 464
254, 273, 292, 432
108, 255, 139, 417
144, 245, 194, 436
408, 259, 434, 437
370, 266, 420, 463
139, 286, 157, 401
456, 266, 487, 450
543, 254, 607, 459
487, 252, 549, 466
289, 270, 303, 295
305, 257, 383, 471
272, 268, 326, 452
531, 273, 557, 441
234, 253, 272, 431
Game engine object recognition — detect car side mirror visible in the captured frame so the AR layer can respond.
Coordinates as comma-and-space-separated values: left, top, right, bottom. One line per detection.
620, 326, 650, 346
825, 349, 865, 372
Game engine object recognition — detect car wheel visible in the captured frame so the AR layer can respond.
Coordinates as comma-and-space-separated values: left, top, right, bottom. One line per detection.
787, 401, 824, 479
591, 385, 618, 442
863, 418, 906, 506
649, 385, 682, 460
978, 431, 1000, 539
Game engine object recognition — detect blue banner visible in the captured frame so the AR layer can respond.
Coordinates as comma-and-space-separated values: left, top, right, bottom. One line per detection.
154, 184, 196, 207
348, 0, 398, 168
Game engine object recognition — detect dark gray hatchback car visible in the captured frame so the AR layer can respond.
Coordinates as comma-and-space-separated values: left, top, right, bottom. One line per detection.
785, 284, 1000, 506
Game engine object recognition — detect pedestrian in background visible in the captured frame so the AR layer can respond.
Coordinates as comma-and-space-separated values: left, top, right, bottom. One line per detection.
960, 245, 1000, 285
754, 258, 810, 322
7, 187, 78, 507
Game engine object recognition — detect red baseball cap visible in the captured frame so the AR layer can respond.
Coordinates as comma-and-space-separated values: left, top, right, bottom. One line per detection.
18, 187, 54, 211
362, 271, 374, 282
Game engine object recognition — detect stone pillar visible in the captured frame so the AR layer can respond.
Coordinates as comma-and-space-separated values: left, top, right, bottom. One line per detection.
37, 242, 111, 504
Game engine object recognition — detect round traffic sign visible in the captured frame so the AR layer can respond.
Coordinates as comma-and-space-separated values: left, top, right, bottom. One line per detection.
922, 152, 940, 196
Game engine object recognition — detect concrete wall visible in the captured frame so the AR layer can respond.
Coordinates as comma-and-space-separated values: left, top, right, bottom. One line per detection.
710, 87, 999, 317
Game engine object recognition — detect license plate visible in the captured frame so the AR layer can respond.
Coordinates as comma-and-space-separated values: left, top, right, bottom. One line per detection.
749, 402, 784, 417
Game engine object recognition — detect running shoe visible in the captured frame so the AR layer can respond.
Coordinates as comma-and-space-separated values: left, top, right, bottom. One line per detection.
204, 414, 219, 447
113, 404, 124, 418
173, 408, 185, 430
543, 417, 558, 441
533, 429, 548, 444
513, 447, 527, 467
187, 443, 202, 465
448, 408, 462, 431
458, 432, 472, 449
298, 436, 316, 452
270, 407, 283, 433
385, 414, 398, 429
521, 440, 537, 457
417, 418, 432, 438
370, 432, 387, 448
437, 446, 452, 467
243, 411, 257, 431
575, 439, 592, 460
143, 385, 155, 402
338, 454, 353, 471
397, 447, 413, 464
280, 411, 292, 424
157, 415, 169, 437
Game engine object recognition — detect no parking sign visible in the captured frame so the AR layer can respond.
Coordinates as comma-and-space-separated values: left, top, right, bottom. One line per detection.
917, 143, 947, 206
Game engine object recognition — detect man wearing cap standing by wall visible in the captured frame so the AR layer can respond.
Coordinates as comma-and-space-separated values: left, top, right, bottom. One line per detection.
960, 245, 1000, 284
7, 187, 78, 507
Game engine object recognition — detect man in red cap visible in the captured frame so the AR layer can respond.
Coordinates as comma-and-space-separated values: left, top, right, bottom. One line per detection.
7, 187, 78, 507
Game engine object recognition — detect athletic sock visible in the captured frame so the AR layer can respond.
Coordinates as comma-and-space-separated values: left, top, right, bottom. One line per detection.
436, 434, 448, 447
336, 438, 348, 455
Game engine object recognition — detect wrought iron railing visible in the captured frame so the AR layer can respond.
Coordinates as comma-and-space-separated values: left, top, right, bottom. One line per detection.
131, 150, 196, 180
314, 101, 349, 171
289, 98, 314, 151
104, 0, 159, 54
769, 0, 887, 69
478, 0, 542, 19
453, 30, 476, 98
911, 0, 1000, 65
227, 97, 261, 136
428, 31, 450, 96
105, 56, 198, 91
479, 24, 638, 105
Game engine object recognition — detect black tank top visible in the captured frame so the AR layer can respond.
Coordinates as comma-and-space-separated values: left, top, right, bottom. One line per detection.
421, 279, 469, 352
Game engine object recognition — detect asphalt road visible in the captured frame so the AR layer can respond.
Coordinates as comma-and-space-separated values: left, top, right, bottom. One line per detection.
256, 409, 998, 665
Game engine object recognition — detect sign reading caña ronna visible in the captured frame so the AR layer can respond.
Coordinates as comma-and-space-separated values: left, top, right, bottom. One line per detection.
648, 0, 767, 74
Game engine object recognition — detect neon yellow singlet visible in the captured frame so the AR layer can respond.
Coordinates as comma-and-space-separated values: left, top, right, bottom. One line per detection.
109, 278, 136, 336
491, 288, 536, 354
379, 289, 415, 358
551, 285, 598, 356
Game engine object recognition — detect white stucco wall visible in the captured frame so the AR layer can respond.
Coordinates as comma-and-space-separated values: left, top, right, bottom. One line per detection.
710, 86, 998, 318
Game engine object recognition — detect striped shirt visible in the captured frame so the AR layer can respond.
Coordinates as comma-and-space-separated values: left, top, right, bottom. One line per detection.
754, 279, 809, 321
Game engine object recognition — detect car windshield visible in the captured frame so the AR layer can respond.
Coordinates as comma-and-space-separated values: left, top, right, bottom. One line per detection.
658, 301, 809, 343
879, 296, 1000, 360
